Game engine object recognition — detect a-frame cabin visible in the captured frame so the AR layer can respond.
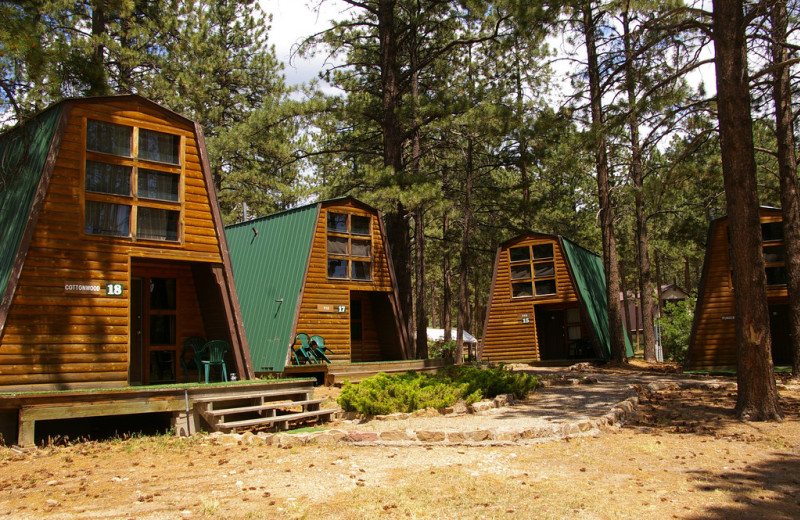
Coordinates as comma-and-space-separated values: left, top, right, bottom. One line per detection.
225, 197, 411, 374
480, 232, 633, 363
686, 207, 792, 370
0, 95, 253, 392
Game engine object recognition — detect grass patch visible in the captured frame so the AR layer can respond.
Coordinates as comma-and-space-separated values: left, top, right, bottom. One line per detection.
337, 365, 538, 415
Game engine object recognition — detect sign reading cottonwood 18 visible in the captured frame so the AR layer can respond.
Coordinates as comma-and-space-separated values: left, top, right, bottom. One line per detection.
64, 282, 124, 296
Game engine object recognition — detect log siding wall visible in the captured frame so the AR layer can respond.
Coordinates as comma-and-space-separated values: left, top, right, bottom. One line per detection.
688, 209, 789, 369
295, 200, 394, 362
0, 99, 226, 391
481, 235, 581, 363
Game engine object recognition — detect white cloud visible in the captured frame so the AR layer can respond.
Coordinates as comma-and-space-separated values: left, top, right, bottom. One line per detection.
261, 0, 350, 86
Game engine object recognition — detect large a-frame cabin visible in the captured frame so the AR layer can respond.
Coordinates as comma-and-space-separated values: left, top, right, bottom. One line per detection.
686, 207, 792, 370
0, 95, 252, 392
480, 232, 633, 363
225, 197, 411, 374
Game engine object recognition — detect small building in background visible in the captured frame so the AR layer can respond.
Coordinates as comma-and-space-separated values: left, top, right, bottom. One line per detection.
686, 207, 792, 370
0, 95, 252, 392
621, 283, 690, 339
225, 197, 411, 374
480, 232, 633, 363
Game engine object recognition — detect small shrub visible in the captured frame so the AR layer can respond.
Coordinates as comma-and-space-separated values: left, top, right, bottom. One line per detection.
661, 296, 695, 363
337, 366, 538, 415
428, 340, 456, 359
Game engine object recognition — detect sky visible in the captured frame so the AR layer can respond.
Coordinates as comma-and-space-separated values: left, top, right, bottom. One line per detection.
261, 0, 349, 87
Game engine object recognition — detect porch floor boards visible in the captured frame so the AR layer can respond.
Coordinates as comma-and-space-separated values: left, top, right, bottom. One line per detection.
0, 379, 339, 446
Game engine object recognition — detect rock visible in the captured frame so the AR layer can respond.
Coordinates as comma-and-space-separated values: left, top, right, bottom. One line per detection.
380, 430, 415, 442
411, 407, 441, 418
470, 401, 495, 413
416, 430, 446, 443
346, 431, 379, 443
464, 429, 494, 442
446, 431, 467, 443
496, 429, 521, 442
451, 401, 469, 414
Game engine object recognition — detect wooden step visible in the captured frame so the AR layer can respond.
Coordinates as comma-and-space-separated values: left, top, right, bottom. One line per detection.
215, 408, 340, 431
200, 398, 326, 417
193, 388, 313, 404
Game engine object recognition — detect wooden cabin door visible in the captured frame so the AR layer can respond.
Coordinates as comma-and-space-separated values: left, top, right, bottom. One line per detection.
350, 297, 363, 362
129, 277, 145, 385
130, 268, 179, 385
769, 304, 791, 365
536, 308, 566, 360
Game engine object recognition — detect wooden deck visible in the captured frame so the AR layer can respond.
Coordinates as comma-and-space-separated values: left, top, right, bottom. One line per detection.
0, 379, 339, 447
281, 358, 451, 386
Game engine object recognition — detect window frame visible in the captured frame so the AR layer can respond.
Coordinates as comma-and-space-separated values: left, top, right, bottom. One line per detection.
82, 117, 184, 244
326, 211, 373, 281
509, 242, 558, 299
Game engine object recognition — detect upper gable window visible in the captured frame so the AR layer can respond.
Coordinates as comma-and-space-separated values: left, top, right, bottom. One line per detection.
87, 120, 132, 156
84, 118, 182, 242
509, 242, 557, 298
327, 212, 372, 281
139, 129, 180, 164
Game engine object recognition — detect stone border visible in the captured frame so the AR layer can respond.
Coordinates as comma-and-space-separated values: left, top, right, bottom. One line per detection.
209, 379, 742, 447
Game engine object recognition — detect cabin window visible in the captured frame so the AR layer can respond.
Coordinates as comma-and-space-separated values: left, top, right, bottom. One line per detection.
326, 212, 373, 281
509, 242, 557, 298
761, 221, 787, 287
84, 119, 182, 242
87, 120, 132, 156
84, 201, 131, 237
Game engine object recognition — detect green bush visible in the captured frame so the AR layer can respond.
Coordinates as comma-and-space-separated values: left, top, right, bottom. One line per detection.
428, 340, 456, 359
660, 296, 695, 363
337, 366, 538, 415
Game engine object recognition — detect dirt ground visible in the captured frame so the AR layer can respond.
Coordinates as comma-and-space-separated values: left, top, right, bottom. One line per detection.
0, 367, 799, 520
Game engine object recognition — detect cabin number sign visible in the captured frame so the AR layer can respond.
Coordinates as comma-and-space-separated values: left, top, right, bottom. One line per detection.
64, 282, 124, 296
317, 304, 347, 313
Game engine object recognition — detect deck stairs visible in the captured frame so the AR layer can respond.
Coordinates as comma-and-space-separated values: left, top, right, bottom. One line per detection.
194, 383, 340, 433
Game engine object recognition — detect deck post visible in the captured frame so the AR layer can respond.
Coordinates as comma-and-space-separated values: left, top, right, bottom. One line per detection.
171, 410, 200, 437
17, 409, 35, 447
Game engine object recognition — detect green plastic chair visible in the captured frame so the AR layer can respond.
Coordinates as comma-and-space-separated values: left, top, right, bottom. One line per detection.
201, 340, 229, 383
293, 333, 318, 364
310, 335, 332, 363
180, 336, 206, 382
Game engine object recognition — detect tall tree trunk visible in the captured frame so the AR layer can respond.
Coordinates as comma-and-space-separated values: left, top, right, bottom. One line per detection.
456, 136, 474, 365
410, 28, 428, 360
89, 0, 109, 95
582, 2, 628, 362
442, 213, 452, 342
712, 0, 781, 420
622, 5, 656, 363
414, 203, 428, 358
620, 262, 633, 351
771, 0, 800, 379
377, 0, 413, 355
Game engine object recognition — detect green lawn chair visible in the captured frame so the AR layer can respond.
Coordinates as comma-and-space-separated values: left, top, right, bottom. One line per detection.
180, 336, 206, 382
309, 335, 332, 363
293, 333, 318, 364
201, 340, 229, 383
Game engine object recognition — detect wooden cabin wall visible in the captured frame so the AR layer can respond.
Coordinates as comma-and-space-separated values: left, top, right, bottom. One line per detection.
0, 99, 225, 391
296, 200, 394, 362
688, 210, 788, 369
481, 236, 580, 363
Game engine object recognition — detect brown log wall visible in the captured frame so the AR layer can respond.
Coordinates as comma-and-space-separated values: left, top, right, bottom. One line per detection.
688, 210, 788, 369
296, 200, 394, 362
0, 99, 225, 391
481, 236, 580, 363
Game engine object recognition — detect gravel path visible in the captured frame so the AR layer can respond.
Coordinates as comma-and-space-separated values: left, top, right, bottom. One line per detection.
313, 365, 738, 443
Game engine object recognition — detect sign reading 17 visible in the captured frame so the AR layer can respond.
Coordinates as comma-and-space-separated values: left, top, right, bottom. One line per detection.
106, 283, 124, 296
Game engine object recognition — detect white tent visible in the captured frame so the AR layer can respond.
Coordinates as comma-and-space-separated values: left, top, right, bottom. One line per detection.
426, 328, 478, 344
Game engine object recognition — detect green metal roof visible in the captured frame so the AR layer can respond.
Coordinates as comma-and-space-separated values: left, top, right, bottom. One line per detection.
224, 203, 320, 372
0, 105, 63, 306
561, 237, 634, 360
